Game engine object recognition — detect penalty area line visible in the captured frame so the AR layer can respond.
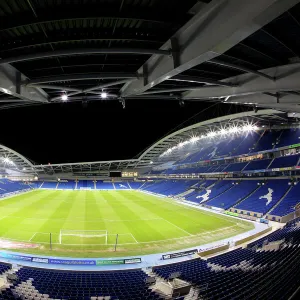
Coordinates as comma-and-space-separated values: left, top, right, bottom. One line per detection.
162, 218, 193, 236
28, 232, 37, 242
130, 233, 139, 244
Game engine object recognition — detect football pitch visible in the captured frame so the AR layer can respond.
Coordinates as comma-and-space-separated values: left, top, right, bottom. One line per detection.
0, 190, 253, 257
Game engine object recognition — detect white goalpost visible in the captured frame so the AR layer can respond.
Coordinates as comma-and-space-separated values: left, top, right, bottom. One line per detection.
59, 230, 108, 245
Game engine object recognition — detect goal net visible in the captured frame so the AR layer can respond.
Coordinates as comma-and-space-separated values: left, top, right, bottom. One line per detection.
59, 230, 108, 245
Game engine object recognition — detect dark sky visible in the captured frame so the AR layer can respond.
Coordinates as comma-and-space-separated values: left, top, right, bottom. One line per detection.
0, 100, 248, 164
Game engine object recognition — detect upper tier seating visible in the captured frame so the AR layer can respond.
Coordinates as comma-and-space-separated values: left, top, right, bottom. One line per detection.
243, 159, 272, 171
276, 128, 300, 148
233, 132, 261, 156
251, 130, 281, 152
269, 154, 300, 169
223, 162, 248, 172
235, 179, 290, 214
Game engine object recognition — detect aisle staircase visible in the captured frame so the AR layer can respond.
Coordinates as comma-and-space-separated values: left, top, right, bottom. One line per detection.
143, 268, 199, 300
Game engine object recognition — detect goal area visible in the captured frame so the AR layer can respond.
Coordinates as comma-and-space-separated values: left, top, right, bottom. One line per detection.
59, 230, 108, 245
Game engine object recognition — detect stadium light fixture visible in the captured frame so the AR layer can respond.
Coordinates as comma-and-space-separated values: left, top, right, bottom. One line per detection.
61, 94, 68, 101
220, 129, 227, 135
207, 131, 216, 138
101, 92, 107, 99
160, 123, 259, 157
190, 136, 200, 143
1, 157, 15, 166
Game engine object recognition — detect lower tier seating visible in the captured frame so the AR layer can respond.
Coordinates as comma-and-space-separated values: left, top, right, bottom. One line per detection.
0, 269, 161, 300
153, 221, 300, 300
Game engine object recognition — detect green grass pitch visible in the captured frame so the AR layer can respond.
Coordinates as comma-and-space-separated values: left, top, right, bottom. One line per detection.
0, 189, 254, 257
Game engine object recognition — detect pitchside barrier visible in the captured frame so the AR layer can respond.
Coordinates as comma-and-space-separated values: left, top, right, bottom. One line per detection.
0, 252, 141, 266
235, 227, 272, 246
198, 243, 229, 257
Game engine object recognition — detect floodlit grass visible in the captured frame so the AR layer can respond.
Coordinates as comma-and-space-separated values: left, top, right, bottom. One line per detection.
0, 190, 253, 257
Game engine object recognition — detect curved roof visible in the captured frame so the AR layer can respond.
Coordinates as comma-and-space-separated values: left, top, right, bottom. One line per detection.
1, 109, 298, 176
0, 144, 34, 173
138, 109, 288, 163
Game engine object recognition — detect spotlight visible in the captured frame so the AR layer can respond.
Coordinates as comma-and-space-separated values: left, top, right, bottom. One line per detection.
190, 136, 199, 143
179, 100, 185, 107
101, 92, 107, 99
61, 94, 68, 101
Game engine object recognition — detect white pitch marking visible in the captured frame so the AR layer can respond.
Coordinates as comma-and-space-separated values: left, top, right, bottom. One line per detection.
130, 233, 139, 244
162, 218, 193, 236
28, 232, 37, 242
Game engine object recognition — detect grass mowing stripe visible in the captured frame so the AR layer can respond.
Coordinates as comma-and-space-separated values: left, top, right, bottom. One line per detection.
0, 190, 59, 239
0, 190, 254, 257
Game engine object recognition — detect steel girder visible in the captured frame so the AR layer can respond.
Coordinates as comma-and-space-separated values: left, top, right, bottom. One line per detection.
183, 63, 300, 112
0, 64, 49, 103
121, 0, 300, 96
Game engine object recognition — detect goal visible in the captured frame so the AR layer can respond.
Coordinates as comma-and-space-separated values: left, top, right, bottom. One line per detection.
59, 230, 108, 245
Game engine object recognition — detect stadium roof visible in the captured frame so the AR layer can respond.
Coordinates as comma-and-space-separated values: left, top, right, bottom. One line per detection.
2, 1, 300, 112
0, 144, 34, 173
1, 109, 298, 176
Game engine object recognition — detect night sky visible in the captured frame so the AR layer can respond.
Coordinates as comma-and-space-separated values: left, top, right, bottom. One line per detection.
0, 100, 249, 164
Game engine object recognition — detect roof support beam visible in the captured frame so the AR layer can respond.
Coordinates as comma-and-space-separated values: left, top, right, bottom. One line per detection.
183, 63, 300, 100
171, 75, 237, 87
207, 59, 275, 81
26, 84, 82, 92
0, 48, 171, 65
121, 0, 300, 97
140, 86, 236, 95
23, 73, 139, 85
0, 64, 48, 103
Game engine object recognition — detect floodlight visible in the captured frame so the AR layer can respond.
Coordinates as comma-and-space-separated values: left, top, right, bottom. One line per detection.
207, 131, 216, 138
190, 136, 199, 143
220, 129, 226, 135
1, 157, 15, 166
101, 92, 107, 99
61, 94, 68, 101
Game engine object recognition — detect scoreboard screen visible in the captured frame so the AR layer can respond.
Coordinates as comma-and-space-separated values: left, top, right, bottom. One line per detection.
109, 171, 122, 177
122, 172, 138, 177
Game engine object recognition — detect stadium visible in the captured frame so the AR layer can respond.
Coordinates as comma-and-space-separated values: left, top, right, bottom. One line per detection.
1, 0, 300, 299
